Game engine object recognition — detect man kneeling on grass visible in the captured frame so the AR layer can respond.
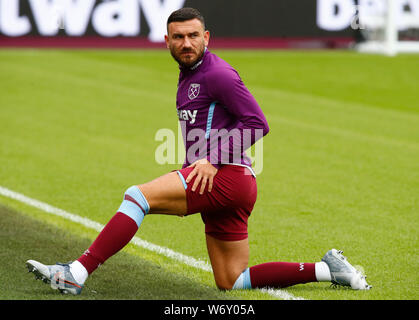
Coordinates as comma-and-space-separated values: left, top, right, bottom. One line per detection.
26, 7, 371, 295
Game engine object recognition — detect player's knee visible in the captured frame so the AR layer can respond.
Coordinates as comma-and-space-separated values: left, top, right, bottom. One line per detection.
215, 278, 234, 291
125, 185, 150, 213
214, 271, 243, 291
118, 186, 150, 227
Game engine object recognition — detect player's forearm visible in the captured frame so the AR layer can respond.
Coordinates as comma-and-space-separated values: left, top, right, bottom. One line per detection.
206, 120, 269, 165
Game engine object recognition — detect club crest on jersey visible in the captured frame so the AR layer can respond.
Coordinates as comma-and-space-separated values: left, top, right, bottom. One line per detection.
188, 83, 200, 100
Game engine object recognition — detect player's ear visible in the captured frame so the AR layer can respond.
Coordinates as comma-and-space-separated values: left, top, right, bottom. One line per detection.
204, 30, 210, 47
165, 34, 170, 48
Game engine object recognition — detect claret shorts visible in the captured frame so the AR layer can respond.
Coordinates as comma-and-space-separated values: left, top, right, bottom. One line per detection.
176, 165, 257, 241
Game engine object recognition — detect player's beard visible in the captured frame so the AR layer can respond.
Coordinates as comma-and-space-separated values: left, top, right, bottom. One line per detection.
170, 41, 206, 69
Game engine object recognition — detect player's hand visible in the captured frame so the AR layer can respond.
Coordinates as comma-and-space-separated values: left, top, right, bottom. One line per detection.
186, 159, 218, 195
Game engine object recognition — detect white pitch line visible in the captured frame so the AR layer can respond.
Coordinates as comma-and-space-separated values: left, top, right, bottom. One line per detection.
0, 185, 304, 300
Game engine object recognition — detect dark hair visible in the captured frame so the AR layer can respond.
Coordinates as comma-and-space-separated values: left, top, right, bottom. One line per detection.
167, 7, 205, 29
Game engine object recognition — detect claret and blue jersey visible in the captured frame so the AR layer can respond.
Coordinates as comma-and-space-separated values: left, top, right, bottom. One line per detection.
176, 49, 269, 170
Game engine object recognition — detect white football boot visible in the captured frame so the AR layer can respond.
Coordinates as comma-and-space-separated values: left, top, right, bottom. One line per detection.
26, 260, 83, 295
322, 249, 372, 290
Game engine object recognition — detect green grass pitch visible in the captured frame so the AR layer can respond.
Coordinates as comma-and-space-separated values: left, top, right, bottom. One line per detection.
0, 49, 418, 300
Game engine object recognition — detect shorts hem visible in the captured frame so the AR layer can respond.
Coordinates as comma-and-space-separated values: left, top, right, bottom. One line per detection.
205, 231, 248, 242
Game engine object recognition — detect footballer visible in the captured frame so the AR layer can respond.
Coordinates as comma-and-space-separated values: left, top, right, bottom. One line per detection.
26, 8, 371, 295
